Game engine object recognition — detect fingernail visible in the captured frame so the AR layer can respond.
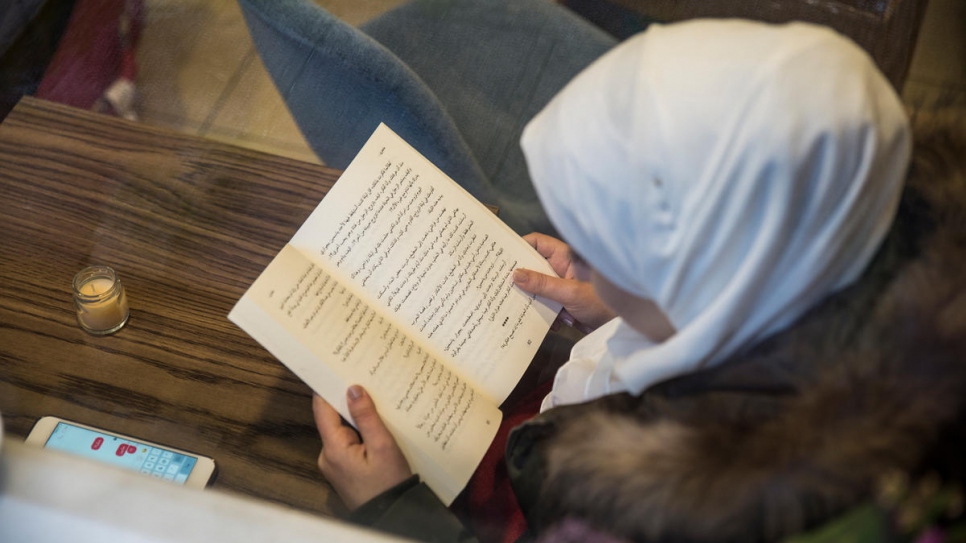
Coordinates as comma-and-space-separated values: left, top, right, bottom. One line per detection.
347, 385, 363, 401
513, 269, 528, 284
559, 312, 575, 327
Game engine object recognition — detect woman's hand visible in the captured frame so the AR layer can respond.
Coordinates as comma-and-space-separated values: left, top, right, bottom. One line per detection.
513, 232, 616, 333
313, 386, 412, 510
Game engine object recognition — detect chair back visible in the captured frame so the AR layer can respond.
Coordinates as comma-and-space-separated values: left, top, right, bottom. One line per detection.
600, 0, 929, 89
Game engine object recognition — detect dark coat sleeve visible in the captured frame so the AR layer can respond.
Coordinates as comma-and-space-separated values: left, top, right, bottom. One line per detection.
348, 475, 480, 543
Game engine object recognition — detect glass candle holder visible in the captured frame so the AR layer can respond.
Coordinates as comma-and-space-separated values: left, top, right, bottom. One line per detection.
72, 266, 130, 335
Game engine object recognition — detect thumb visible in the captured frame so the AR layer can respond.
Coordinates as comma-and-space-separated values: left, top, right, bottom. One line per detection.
513, 268, 577, 305
346, 385, 394, 448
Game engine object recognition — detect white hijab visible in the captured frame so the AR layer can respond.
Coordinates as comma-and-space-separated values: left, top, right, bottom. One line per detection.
521, 19, 911, 399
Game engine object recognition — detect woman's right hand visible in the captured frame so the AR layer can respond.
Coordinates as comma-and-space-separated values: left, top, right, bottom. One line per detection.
513, 233, 616, 333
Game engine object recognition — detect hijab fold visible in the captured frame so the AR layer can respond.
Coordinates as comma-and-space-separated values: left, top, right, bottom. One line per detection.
522, 20, 911, 399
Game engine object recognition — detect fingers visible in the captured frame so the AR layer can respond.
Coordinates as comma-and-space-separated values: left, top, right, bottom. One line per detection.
513, 268, 578, 305
557, 308, 577, 328
313, 394, 359, 449
345, 385, 396, 452
563, 310, 597, 334
522, 232, 566, 259
312, 387, 393, 451
312, 388, 413, 511
521, 232, 541, 250
513, 269, 615, 331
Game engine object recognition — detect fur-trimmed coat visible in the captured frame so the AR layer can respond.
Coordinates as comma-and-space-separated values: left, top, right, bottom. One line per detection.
353, 112, 966, 543
509, 110, 966, 542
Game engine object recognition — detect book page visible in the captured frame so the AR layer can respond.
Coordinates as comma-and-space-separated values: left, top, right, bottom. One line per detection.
229, 245, 500, 505
290, 124, 562, 405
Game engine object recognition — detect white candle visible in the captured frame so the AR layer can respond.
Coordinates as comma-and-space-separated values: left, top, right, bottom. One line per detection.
73, 267, 130, 335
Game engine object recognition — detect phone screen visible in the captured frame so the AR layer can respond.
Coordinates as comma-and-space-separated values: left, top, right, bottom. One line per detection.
44, 421, 199, 485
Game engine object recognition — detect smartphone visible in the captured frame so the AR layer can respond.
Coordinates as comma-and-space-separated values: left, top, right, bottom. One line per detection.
25, 416, 216, 488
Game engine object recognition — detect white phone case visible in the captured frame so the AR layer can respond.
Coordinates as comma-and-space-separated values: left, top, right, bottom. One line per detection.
25, 416, 216, 488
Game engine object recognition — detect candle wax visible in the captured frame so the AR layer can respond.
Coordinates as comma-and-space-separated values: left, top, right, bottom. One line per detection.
79, 278, 114, 296
77, 278, 128, 332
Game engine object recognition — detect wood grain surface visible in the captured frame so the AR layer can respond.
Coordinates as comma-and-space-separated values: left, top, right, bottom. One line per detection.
0, 97, 347, 515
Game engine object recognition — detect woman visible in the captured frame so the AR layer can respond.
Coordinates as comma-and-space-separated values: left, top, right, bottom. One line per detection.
312, 19, 966, 543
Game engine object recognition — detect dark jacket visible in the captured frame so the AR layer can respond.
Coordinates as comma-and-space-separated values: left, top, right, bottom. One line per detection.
352, 111, 966, 543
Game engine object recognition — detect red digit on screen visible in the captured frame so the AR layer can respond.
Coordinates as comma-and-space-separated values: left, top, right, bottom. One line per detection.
116, 444, 127, 456
126, 444, 137, 454
91, 437, 103, 450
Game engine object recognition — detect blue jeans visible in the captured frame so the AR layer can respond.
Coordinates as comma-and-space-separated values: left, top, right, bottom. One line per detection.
239, 0, 616, 234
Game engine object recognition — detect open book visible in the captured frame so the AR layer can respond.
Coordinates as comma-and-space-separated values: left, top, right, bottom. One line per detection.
229, 124, 561, 504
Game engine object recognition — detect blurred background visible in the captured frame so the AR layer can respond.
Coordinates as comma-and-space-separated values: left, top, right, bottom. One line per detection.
1, 0, 963, 168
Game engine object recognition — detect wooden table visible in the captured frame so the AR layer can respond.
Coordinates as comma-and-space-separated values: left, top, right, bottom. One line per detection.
0, 97, 345, 515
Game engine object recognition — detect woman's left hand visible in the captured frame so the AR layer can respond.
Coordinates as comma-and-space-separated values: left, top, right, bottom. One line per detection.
313, 386, 412, 510
515, 232, 616, 332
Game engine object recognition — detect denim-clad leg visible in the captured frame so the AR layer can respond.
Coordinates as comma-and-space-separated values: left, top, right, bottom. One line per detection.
238, 0, 616, 235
